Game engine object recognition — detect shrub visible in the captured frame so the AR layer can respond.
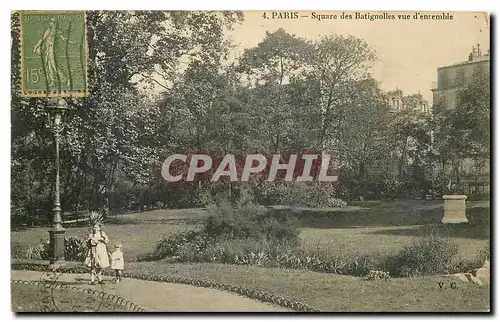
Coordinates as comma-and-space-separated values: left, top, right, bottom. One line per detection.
11, 207, 30, 229
25, 243, 49, 260
364, 270, 391, 281
203, 201, 299, 242
295, 243, 378, 275
450, 244, 490, 274
10, 206, 49, 229
338, 172, 425, 201
199, 181, 347, 209
198, 183, 256, 208
203, 202, 262, 239
150, 231, 380, 276
467, 206, 490, 237
200, 240, 378, 275
384, 229, 459, 277
152, 230, 204, 260
202, 238, 274, 266
148, 225, 480, 279
20, 236, 87, 261
150, 201, 299, 262
64, 236, 88, 262
198, 184, 231, 208
177, 234, 216, 262
162, 182, 203, 209
11, 243, 27, 259
253, 182, 346, 208
478, 244, 490, 261
256, 214, 299, 241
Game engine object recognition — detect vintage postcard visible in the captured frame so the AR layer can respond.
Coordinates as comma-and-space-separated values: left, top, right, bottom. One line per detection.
10, 10, 490, 313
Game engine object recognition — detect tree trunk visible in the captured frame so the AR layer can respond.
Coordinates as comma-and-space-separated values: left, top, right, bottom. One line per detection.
398, 136, 409, 179
359, 161, 365, 179
106, 160, 118, 218
74, 159, 87, 225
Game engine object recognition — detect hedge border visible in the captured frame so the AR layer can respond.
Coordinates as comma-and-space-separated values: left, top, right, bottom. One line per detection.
12, 263, 321, 312
11, 279, 146, 312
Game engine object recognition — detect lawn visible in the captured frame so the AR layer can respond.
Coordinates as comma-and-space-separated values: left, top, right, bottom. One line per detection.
11, 208, 208, 261
11, 283, 134, 312
10, 200, 491, 312
123, 261, 490, 312
296, 200, 489, 263
11, 200, 490, 263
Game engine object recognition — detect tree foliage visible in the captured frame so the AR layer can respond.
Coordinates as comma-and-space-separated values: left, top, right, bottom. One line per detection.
11, 11, 490, 227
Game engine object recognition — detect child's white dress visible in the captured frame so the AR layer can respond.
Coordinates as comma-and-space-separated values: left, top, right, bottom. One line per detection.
85, 231, 110, 269
110, 249, 124, 270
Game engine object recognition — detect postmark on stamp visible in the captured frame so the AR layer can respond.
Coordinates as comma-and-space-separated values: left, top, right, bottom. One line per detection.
18, 10, 88, 97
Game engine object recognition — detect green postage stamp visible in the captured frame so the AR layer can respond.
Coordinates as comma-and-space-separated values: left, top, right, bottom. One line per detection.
19, 11, 88, 97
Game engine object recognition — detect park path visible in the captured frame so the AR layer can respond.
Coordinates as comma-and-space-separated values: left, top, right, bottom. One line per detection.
11, 270, 290, 312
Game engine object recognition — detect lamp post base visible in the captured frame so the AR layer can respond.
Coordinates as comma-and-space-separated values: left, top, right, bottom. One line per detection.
48, 227, 66, 265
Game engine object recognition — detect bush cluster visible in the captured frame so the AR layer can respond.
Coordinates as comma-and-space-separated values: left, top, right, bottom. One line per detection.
197, 182, 347, 209
364, 270, 391, 281
253, 182, 347, 208
64, 236, 88, 262
150, 211, 473, 278
152, 230, 214, 260
204, 201, 299, 241
151, 234, 377, 275
151, 201, 299, 261
20, 201, 486, 280
383, 227, 459, 277
23, 237, 88, 262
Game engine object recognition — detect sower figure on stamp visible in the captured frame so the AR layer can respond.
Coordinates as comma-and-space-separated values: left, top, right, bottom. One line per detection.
33, 18, 74, 87
84, 212, 110, 285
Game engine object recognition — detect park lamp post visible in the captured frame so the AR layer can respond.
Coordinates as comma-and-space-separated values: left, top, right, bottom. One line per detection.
46, 98, 69, 265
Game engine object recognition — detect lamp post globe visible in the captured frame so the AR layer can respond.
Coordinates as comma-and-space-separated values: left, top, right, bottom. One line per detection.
47, 97, 69, 113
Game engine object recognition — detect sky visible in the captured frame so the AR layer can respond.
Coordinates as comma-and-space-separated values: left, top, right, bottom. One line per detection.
226, 11, 490, 103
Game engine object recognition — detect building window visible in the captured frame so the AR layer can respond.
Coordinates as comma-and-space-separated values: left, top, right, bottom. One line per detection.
453, 91, 460, 107
455, 68, 465, 87
438, 71, 449, 89
440, 94, 448, 107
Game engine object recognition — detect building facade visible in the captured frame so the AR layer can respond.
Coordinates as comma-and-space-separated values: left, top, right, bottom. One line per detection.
432, 44, 490, 109
387, 89, 430, 113
431, 44, 490, 198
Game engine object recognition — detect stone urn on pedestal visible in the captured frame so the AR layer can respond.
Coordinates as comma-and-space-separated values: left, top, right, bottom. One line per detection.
442, 194, 468, 224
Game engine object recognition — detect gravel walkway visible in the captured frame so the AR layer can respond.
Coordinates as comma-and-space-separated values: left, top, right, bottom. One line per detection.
11, 270, 290, 312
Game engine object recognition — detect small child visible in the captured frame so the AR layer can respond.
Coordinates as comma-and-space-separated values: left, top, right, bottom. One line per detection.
110, 242, 124, 283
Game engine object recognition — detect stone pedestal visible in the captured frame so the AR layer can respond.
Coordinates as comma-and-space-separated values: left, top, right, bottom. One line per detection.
442, 195, 468, 224
48, 227, 66, 264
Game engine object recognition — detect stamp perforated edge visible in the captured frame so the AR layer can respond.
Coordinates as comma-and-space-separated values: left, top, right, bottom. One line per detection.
16, 10, 90, 98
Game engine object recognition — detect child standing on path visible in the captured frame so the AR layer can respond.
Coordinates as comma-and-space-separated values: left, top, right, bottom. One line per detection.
110, 242, 124, 283
85, 221, 110, 284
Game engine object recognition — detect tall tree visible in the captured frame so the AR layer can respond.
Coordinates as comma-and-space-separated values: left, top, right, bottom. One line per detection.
299, 35, 376, 150
11, 10, 243, 218
453, 67, 490, 156
239, 29, 311, 151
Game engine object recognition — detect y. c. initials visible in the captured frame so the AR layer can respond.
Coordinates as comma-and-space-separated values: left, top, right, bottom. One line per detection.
438, 282, 458, 290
